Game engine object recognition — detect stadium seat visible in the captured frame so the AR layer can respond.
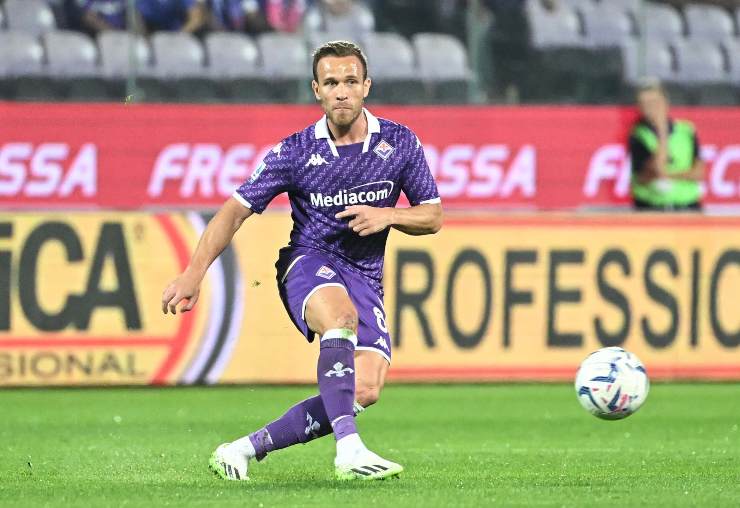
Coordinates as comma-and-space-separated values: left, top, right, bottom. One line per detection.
362, 32, 425, 104
303, 1, 374, 38
0, 31, 60, 100
685, 5, 735, 43
674, 40, 728, 84
525, 0, 583, 49
581, 3, 634, 48
44, 30, 98, 78
257, 33, 310, 79
0, 31, 45, 77
412, 33, 471, 103
362, 32, 418, 80
43, 30, 113, 100
150, 32, 205, 78
725, 38, 740, 83
257, 33, 311, 102
639, 3, 684, 42
150, 32, 213, 103
205, 32, 259, 79
98, 31, 152, 79
4, 0, 56, 37
205, 32, 270, 103
621, 40, 676, 84
522, 1, 624, 103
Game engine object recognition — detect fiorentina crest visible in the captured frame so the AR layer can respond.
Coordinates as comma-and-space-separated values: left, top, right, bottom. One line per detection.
373, 139, 395, 160
316, 265, 336, 280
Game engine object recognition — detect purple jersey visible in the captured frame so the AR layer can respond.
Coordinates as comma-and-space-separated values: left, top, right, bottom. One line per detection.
233, 109, 440, 292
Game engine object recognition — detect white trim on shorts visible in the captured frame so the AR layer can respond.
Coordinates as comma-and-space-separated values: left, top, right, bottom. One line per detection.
301, 283, 348, 321
280, 254, 306, 283
356, 346, 391, 365
420, 197, 441, 204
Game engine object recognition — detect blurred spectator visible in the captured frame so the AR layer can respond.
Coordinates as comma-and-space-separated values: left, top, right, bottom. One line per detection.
46, 0, 82, 30
262, 0, 311, 32
629, 80, 705, 211
209, 0, 312, 34
209, 0, 265, 32
373, 0, 446, 37
79, 0, 141, 33
136, 0, 208, 33
303, 0, 374, 37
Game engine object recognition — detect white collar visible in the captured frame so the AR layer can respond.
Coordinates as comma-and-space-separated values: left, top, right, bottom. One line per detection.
314, 108, 381, 156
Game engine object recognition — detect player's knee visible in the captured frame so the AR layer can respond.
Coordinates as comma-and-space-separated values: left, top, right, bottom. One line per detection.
355, 384, 381, 407
332, 308, 358, 332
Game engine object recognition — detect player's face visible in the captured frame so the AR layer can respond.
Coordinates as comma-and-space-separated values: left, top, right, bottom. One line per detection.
312, 55, 371, 129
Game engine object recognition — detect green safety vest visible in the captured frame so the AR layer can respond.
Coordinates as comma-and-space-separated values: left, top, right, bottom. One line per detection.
630, 120, 700, 207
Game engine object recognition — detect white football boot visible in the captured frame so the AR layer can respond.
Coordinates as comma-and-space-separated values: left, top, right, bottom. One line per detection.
334, 448, 403, 480
209, 443, 249, 481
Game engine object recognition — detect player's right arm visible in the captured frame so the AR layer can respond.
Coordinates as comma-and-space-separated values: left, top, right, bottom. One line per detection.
161, 197, 253, 314
162, 136, 293, 314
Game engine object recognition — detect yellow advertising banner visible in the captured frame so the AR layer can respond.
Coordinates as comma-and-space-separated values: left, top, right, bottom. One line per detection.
1, 212, 738, 386
0, 213, 212, 385
384, 215, 740, 381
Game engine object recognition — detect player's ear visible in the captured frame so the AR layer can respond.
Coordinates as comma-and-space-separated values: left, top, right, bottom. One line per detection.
363, 78, 371, 99
311, 80, 321, 101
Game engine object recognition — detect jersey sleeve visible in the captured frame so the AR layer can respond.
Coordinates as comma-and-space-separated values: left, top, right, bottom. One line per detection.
233, 141, 292, 213
399, 129, 440, 206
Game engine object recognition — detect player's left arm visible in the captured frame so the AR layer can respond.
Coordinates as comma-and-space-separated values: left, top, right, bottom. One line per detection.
335, 203, 442, 237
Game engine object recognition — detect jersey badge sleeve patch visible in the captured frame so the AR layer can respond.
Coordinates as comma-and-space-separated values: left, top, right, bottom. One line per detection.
249, 161, 267, 183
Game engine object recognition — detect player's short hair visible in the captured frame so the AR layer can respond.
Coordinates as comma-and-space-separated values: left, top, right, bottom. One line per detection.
635, 77, 666, 98
312, 41, 368, 82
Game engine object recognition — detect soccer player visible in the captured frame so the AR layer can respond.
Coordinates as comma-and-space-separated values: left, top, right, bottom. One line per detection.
161, 41, 442, 481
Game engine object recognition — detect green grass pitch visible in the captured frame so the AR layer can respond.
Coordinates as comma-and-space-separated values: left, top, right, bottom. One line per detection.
1, 384, 739, 507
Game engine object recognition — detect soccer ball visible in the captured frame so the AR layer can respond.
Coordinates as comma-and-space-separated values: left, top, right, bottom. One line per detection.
574, 347, 650, 420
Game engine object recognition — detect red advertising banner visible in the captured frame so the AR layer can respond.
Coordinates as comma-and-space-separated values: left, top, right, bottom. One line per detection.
1, 102, 739, 210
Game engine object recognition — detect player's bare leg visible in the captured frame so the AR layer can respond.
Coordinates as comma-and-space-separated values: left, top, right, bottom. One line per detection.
304, 287, 402, 480
210, 286, 400, 480
354, 349, 389, 410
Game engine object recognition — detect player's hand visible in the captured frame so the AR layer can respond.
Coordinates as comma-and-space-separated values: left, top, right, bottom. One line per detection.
335, 205, 395, 237
161, 270, 201, 315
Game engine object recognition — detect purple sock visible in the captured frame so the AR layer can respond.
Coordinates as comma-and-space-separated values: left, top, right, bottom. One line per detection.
248, 395, 331, 460
317, 334, 357, 441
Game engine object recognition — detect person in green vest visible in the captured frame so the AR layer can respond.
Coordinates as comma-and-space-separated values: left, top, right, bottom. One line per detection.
629, 80, 705, 211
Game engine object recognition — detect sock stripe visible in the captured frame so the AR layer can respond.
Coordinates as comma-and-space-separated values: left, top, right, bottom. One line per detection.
321, 328, 358, 347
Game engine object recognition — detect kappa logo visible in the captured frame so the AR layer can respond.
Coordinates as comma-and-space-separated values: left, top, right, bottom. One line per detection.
324, 362, 354, 378
305, 153, 329, 167
316, 265, 336, 280
373, 139, 395, 160
374, 337, 389, 351
305, 412, 321, 438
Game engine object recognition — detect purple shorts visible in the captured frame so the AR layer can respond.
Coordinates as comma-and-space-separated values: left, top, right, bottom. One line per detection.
277, 253, 392, 363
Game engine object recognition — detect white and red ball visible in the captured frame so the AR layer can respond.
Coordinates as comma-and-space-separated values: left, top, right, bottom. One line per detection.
575, 347, 650, 420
